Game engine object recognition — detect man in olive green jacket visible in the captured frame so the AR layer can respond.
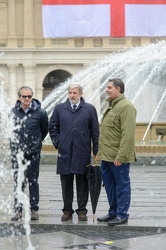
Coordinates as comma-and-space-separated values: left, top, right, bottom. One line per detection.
97, 78, 137, 226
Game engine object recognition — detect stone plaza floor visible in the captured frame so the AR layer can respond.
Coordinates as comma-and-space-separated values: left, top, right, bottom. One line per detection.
0, 162, 166, 249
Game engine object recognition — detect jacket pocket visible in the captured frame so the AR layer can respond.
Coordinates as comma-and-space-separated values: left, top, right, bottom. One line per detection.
104, 113, 116, 128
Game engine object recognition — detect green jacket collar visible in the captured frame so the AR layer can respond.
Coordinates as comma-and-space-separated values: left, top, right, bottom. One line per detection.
107, 93, 125, 108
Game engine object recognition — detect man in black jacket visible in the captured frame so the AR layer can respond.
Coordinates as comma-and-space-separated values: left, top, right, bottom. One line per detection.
10, 86, 48, 221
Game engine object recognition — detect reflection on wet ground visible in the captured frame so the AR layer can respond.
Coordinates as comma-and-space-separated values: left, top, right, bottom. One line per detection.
1, 224, 166, 250
1, 165, 166, 249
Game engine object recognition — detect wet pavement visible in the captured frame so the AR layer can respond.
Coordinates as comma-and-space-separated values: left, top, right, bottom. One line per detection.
0, 160, 166, 249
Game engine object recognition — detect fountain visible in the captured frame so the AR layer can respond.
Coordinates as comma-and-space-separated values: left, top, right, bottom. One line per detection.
42, 41, 166, 125
42, 41, 166, 152
0, 41, 166, 249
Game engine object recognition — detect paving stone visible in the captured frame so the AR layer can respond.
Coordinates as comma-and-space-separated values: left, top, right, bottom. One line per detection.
1, 164, 166, 249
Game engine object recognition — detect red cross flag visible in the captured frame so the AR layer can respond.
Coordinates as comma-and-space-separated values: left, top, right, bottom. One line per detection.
42, 0, 166, 38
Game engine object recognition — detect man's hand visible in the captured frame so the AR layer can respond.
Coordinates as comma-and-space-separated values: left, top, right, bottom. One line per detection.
93, 154, 99, 164
114, 160, 122, 167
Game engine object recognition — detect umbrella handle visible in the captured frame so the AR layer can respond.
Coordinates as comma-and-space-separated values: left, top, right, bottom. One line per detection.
86, 161, 100, 167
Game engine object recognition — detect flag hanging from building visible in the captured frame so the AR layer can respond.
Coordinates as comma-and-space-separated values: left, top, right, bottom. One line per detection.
42, 0, 166, 38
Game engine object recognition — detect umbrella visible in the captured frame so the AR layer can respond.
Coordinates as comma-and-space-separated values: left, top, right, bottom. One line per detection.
86, 161, 102, 220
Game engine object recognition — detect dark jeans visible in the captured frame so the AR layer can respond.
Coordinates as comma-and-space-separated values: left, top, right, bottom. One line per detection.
12, 153, 40, 213
101, 160, 131, 219
60, 173, 89, 215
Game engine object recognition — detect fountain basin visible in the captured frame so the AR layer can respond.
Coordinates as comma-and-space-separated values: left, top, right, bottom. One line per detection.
40, 148, 166, 166
42, 122, 166, 154
41, 122, 166, 166
42, 142, 166, 155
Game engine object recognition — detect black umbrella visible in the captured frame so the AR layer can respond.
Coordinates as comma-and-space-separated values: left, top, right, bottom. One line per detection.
86, 161, 102, 220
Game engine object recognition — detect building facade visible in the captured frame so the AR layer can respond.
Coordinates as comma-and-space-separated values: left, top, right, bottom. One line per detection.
0, 0, 165, 108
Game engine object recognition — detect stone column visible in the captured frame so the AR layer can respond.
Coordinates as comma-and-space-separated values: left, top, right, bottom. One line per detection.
23, 0, 34, 47
7, 0, 17, 47
7, 64, 18, 107
23, 64, 36, 96
35, 87, 44, 102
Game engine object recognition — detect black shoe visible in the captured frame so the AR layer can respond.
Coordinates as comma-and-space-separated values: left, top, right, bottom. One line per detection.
108, 217, 128, 226
97, 214, 116, 222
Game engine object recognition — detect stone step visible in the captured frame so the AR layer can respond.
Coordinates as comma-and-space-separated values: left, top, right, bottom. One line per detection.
42, 144, 166, 154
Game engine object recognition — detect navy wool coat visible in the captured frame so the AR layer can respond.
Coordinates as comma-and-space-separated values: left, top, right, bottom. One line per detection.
49, 97, 99, 174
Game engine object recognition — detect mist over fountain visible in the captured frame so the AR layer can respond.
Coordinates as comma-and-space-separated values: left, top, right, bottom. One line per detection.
0, 74, 12, 217
0, 74, 35, 249
42, 40, 166, 127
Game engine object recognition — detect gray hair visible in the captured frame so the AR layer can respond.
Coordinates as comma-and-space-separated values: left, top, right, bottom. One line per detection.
18, 86, 33, 97
68, 83, 83, 94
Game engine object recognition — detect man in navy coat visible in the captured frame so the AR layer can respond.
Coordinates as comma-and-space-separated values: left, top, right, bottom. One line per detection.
49, 83, 99, 221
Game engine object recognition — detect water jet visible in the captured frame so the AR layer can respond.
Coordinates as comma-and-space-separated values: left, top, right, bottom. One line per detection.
41, 41, 166, 156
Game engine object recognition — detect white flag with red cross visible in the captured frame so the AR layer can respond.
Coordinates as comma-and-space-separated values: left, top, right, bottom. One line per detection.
42, 0, 166, 38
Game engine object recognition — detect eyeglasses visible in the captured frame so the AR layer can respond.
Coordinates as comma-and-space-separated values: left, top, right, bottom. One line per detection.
21, 95, 32, 99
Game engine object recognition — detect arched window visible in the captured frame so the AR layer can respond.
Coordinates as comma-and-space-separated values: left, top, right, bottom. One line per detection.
43, 70, 71, 99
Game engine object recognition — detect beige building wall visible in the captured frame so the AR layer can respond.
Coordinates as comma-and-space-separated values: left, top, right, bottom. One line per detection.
0, 0, 164, 109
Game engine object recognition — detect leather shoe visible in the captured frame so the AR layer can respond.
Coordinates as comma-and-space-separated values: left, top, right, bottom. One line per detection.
61, 211, 72, 221
97, 214, 116, 222
108, 217, 128, 226
31, 210, 39, 220
78, 213, 87, 221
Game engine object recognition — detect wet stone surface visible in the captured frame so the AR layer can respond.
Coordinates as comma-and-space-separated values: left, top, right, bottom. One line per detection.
1, 223, 166, 239
1, 165, 166, 249
1, 224, 166, 250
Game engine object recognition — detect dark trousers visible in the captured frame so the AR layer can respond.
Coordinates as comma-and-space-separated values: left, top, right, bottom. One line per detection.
60, 174, 89, 214
101, 160, 131, 219
13, 153, 40, 213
